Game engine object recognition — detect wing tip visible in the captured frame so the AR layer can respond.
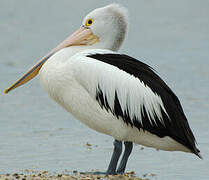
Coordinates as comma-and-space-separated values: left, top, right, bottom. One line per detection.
194, 148, 203, 159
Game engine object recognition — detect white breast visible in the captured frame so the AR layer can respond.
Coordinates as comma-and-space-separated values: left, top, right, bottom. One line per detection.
38, 48, 189, 153
39, 48, 121, 135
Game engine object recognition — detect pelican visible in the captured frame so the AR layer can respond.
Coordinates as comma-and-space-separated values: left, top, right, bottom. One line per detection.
5, 4, 201, 174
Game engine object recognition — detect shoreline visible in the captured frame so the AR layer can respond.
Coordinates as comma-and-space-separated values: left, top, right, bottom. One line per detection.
0, 171, 155, 180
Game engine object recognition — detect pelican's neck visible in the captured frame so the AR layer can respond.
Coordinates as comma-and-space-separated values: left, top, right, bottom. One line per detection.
41, 41, 119, 73
49, 44, 116, 65
51, 46, 92, 64
39, 46, 87, 103
40, 45, 98, 79
96, 35, 124, 51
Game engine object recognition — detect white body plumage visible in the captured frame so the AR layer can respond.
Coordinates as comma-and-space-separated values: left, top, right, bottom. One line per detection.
39, 48, 189, 152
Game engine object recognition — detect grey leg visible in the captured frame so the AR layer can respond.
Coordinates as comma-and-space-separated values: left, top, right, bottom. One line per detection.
106, 139, 122, 175
116, 141, 133, 174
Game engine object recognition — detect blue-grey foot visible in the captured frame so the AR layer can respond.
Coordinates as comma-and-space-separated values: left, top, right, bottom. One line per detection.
105, 139, 122, 175
81, 171, 106, 175
116, 141, 133, 174
81, 140, 122, 175
81, 140, 132, 175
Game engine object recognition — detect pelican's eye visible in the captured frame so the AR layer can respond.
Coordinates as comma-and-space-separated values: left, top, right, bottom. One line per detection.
86, 18, 94, 26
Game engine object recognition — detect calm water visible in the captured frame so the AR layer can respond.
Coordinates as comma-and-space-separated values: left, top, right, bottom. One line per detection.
0, 0, 209, 179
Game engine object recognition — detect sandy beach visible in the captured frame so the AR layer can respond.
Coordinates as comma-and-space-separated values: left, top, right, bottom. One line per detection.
0, 170, 155, 180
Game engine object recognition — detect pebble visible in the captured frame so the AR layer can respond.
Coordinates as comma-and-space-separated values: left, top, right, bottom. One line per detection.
0, 170, 154, 180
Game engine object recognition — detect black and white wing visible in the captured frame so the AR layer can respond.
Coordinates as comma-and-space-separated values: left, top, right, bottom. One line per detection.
72, 49, 200, 157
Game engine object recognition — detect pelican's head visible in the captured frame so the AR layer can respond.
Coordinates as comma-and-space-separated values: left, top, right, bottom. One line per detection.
82, 4, 128, 51
4, 4, 128, 94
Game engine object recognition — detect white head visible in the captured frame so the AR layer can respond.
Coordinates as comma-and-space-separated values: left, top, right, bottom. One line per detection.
82, 4, 128, 51
5, 4, 128, 94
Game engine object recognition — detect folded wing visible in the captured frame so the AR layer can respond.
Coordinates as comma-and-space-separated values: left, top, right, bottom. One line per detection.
71, 50, 200, 157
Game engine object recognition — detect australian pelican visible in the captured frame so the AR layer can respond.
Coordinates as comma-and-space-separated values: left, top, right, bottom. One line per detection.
5, 4, 201, 174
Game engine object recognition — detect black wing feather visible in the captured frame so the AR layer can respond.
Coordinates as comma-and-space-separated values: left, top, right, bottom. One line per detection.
88, 53, 200, 157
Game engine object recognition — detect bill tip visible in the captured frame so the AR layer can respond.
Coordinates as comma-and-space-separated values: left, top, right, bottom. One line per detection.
4, 89, 9, 94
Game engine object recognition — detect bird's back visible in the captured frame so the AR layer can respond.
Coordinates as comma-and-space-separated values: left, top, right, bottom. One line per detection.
85, 52, 201, 158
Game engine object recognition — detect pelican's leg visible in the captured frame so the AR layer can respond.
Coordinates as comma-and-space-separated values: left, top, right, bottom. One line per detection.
106, 139, 122, 175
116, 141, 133, 174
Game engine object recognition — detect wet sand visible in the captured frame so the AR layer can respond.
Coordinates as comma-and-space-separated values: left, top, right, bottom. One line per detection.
0, 170, 155, 180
